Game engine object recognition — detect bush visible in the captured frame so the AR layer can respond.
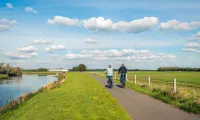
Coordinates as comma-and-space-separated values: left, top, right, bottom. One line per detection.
0, 63, 22, 77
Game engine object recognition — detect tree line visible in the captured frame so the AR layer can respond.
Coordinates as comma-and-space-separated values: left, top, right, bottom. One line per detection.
158, 67, 200, 72
71, 64, 87, 71
0, 63, 22, 76
23, 68, 48, 72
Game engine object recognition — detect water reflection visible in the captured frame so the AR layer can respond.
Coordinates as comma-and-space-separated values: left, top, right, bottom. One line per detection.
0, 74, 57, 107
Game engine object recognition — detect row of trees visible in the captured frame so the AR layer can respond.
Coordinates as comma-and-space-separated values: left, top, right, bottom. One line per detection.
158, 67, 200, 72
23, 68, 48, 72
71, 64, 87, 71
0, 63, 22, 76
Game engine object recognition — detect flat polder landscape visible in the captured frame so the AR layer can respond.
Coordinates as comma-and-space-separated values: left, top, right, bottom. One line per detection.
1, 0, 200, 119
126, 71, 200, 85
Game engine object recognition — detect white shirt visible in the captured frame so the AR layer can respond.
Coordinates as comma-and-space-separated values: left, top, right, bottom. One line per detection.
107, 67, 113, 76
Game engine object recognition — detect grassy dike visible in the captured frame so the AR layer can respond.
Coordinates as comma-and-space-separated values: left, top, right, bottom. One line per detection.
0, 72, 131, 120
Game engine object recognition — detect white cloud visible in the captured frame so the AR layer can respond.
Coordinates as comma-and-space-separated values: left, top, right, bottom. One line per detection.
32, 39, 52, 45
0, 24, 10, 31
17, 46, 38, 53
0, 18, 17, 31
159, 19, 200, 31
47, 16, 80, 26
64, 54, 92, 60
195, 32, 200, 37
64, 49, 175, 63
45, 45, 66, 52
112, 17, 158, 33
182, 48, 197, 52
6, 3, 14, 8
52, 54, 58, 58
196, 51, 200, 54
48, 16, 158, 33
36, 60, 53, 63
4, 52, 38, 59
0, 18, 17, 25
83, 17, 113, 32
167, 55, 176, 60
24, 7, 37, 13
85, 38, 99, 44
185, 43, 200, 48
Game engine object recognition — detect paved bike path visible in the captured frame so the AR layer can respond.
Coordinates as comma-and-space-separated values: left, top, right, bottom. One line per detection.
89, 74, 200, 120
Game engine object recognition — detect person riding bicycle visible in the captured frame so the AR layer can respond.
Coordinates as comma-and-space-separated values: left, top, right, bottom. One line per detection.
106, 65, 113, 88
118, 64, 127, 88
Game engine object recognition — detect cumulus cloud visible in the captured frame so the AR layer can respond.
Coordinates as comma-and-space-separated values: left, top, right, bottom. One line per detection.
0, 18, 17, 31
6, 3, 14, 8
64, 54, 92, 60
85, 38, 99, 44
17, 46, 38, 53
4, 52, 38, 59
24, 7, 37, 13
0, 24, 10, 31
32, 39, 52, 45
195, 32, 200, 37
45, 45, 66, 52
182, 48, 197, 52
185, 43, 200, 48
167, 55, 176, 60
52, 54, 58, 58
63, 49, 175, 63
47, 16, 158, 33
159, 19, 200, 31
47, 16, 80, 26
36, 60, 53, 63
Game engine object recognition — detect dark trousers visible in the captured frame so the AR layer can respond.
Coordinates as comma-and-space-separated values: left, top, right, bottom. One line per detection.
120, 73, 126, 85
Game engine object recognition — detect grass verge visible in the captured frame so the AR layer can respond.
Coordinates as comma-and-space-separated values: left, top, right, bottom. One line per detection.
115, 79, 200, 114
0, 72, 131, 120
0, 74, 9, 80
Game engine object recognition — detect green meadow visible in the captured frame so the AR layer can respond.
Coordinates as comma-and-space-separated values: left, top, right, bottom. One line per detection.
120, 71, 200, 85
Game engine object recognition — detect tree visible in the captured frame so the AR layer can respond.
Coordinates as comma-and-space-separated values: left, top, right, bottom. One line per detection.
78, 64, 87, 71
72, 66, 79, 71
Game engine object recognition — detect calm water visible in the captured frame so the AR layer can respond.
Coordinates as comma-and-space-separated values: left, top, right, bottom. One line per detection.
0, 74, 57, 107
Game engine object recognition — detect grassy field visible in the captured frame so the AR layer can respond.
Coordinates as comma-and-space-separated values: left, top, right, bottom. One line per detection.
114, 71, 200, 85
0, 74, 9, 80
0, 72, 131, 120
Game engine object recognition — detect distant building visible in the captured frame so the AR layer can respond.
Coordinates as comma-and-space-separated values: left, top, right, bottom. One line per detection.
48, 68, 68, 72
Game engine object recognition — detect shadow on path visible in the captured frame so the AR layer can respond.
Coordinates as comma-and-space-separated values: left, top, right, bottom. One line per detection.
89, 74, 200, 120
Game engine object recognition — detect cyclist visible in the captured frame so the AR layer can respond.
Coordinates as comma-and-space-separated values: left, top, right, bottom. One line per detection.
118, 64, 127, 88
106, 65, 113, 88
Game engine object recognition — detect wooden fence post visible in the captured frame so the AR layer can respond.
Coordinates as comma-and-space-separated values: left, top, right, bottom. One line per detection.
126, 74, 128, 82
134, 75, 137, 84
115, 72, 117, 80
148, 76, 151, 87
173, 78, 177, 93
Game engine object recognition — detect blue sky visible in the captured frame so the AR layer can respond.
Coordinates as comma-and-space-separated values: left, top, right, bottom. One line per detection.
0, 0, 200, 69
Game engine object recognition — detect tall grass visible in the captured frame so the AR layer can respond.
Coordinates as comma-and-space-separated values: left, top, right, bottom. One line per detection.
0, 74, 9, 80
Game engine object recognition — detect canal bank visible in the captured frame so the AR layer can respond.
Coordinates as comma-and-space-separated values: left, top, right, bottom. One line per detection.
0, 74, 58, 108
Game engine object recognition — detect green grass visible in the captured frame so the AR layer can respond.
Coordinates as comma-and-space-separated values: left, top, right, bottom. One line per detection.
0, 74, 9, 80
124, 81, 200, 114
121, 71, 200, 85
0, 72, 131, 120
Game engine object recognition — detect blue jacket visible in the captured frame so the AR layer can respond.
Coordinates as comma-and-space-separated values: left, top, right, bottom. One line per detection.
118, 66, 127, 73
